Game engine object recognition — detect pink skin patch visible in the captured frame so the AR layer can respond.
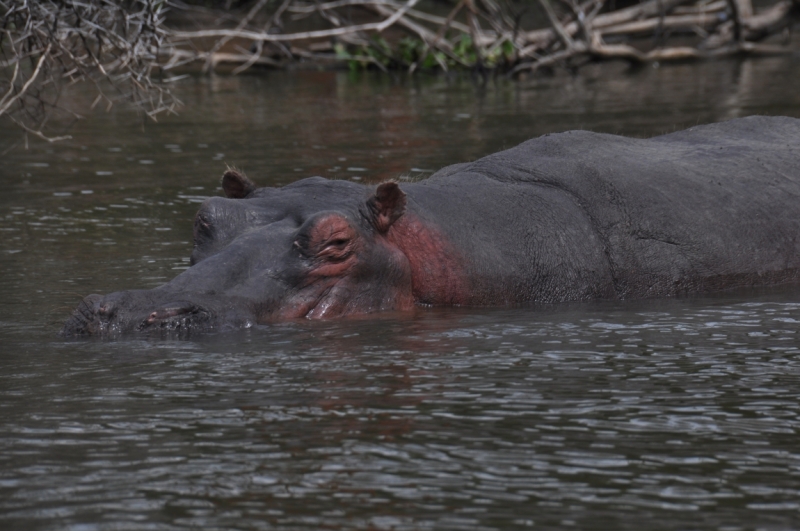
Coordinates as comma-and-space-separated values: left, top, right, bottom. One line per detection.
278, 214, 361, 319
273, 207, 469, 321
276, 213, 417, 320
303, 214, 360, 279
385, 212, 470, 306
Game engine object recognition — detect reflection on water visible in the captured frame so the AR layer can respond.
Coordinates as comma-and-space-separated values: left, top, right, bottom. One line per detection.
1, 56, 800, 530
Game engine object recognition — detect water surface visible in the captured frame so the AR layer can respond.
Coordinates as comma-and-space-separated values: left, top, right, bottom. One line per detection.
2, 57, 800, 530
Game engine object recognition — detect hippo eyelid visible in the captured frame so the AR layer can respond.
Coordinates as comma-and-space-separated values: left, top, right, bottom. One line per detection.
317, 239, 354, 263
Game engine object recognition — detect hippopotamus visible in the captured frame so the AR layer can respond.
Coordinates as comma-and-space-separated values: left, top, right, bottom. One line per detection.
61, 115, 800, 336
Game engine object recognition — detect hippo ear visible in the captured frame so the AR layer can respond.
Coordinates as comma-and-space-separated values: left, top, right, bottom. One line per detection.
222, 169, 257, 199
366, 181, 407, 233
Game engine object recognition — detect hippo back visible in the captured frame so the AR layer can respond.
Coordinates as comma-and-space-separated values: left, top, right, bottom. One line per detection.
432, 116, 800, 298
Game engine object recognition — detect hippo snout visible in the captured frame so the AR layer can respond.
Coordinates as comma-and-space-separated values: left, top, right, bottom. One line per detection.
60, 292, 213, 337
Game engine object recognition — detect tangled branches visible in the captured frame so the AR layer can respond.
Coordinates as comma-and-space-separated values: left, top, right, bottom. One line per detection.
0, 0, 179, 142
165, 0, 533, 71
166, 0, 800, 74
512, 0, 800, 74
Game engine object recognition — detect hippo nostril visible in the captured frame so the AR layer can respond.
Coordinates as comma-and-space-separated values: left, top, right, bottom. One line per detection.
98, 302, 115, 317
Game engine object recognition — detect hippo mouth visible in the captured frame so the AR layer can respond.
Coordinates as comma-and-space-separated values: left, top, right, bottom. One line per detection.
135, 302, 212, 333
60, 295, 214, 337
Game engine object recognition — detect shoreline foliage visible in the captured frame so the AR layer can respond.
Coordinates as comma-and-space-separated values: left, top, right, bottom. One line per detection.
1, 0, 798, 140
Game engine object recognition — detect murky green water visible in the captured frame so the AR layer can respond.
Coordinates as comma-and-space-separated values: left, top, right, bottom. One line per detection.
2, 57, 800, 530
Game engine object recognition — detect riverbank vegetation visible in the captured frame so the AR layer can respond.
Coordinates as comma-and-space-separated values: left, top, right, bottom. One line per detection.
170, 0, 799, 74
1, 0, 799, 141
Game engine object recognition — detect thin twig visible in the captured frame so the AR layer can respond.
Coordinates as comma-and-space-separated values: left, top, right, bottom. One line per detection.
538, 0, 575, 49
203, 0, 272, 72
6, 114, 73, 142
0, 44, 51, 116
171, 0, 420, 42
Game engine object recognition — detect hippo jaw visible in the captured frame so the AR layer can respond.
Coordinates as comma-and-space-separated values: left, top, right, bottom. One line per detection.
61, 179, 417, 337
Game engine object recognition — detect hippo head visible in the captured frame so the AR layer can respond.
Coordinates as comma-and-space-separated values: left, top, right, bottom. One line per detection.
61, 171, 417, 337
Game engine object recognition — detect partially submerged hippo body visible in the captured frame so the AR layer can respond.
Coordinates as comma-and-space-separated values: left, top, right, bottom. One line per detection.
62, 116, 800, 336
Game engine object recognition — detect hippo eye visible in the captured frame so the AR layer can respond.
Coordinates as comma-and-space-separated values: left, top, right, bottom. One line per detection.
297, 212, 358, 262
318, 236, 353, 261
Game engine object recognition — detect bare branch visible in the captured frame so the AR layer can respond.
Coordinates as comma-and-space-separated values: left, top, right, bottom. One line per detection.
171, 0, 420, 42
538, 0, 575, 49
6, 114, 73, 142
0, 44, 51, 116
1, 0, 179, 142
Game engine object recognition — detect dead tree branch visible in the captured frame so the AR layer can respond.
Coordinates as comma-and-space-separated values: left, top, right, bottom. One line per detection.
162, 0, 799, 75
0, 0, 180, 142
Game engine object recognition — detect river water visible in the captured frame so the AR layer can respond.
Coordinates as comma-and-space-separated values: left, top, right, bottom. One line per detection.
2, 57, 800, 530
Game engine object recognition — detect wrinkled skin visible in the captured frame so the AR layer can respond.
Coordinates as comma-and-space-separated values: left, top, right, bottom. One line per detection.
63, 116, 800, 336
